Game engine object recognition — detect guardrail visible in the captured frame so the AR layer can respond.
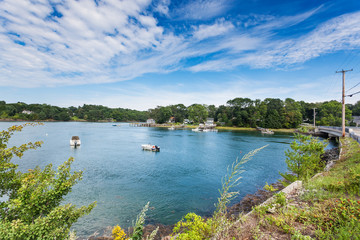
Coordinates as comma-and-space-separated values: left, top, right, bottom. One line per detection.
318, 126, 360, 143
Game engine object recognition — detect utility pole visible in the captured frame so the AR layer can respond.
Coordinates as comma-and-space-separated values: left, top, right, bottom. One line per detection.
336, 69, 353, 137
313, 108, 316, 129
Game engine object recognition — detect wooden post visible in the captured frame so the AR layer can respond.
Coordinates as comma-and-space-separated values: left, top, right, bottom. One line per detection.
336, 69, 353, 137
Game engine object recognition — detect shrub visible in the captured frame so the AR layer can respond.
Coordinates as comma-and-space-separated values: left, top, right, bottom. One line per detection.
0, 123, 96, 239
281, 133, 327, 182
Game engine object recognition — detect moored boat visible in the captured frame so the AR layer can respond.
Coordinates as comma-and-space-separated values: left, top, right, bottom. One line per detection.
70, 136, 81, 148
141, 144, 160, 152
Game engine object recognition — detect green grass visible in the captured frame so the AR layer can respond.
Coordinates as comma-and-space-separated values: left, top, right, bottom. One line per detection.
215, 137, 360, 240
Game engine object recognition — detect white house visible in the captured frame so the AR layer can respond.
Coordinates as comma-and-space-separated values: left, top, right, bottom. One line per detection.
146, 119, 156, 124
22, 110, 33, 115
205, 118, 215, 127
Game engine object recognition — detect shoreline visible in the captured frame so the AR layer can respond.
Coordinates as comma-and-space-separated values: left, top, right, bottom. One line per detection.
0, 119, 297, 133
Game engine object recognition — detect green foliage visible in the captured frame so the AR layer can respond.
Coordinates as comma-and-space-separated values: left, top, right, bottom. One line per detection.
309, 198, 360, 239
263, 182, 278, 192
318, 100, 352, 126
172, 213, 212, 240
188, 104, 208, 123
281, 133, 327, 181
305, 138, 360, 196
0, 124, 96, 239
0, 101, 148, 122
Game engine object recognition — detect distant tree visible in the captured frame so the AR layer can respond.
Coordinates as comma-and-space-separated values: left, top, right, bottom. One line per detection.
188, 104, 208, 123
283, 98, 302, 128
351, 101, 360, 116
149, 106, 172, 124
170, 104, 188, 123
318, 100, 352, 126
263, 98, 285, 128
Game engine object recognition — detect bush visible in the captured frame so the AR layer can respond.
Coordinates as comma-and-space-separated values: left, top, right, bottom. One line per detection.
0, 124, 96, 239
281, 133, 327, 182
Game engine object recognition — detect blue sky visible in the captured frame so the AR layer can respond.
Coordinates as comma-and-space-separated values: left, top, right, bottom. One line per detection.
1, 0, 360, 110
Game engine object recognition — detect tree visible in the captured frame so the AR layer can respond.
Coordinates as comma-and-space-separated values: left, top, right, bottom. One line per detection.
149, 106, 173, 124
0, 124, 96, 239
281, 133, 327, 182
283, 98, 302, 128
318, 100, 352, 126
188, 104, 208, 123
263, 98, 285, 128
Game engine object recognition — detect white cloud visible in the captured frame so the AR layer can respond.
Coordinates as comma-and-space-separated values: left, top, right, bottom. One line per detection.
173, 0, 231, 20
189, 10, 360, 71
192, 19, 234, 40
154, 0, 170, 16
0, 0, 359, 90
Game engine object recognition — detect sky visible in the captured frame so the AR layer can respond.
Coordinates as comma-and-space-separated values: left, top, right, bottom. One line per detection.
1, 0, 360, 110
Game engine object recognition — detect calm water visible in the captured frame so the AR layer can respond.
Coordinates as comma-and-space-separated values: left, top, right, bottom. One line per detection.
0, 122, 335, 237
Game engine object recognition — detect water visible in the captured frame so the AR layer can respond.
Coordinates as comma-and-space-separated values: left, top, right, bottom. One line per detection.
0, 122, 336, 237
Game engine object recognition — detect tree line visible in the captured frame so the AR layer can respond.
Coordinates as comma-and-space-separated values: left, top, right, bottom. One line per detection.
0, 101, 148, 122
0, 98, 359, 128
149, 98, 355, 128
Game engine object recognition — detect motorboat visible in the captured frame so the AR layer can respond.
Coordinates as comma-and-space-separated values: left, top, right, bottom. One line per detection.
168, 126, 175, 130
261, 129, 274, 134
141, 144, 160, 152
70, 136, 81, 148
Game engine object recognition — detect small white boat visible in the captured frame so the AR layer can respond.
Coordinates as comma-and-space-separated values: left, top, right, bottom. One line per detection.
168, 126, 175, 130
141, 144, 160, 152
70, 136, 81, 148
261, 129, 274, 134
192, 127, 201, 132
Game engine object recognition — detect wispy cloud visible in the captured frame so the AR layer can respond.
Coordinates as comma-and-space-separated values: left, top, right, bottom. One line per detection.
172, 0, 231, 20
192, 18, 234, 40
189, 9, 360, 71
0, 0, 359, 90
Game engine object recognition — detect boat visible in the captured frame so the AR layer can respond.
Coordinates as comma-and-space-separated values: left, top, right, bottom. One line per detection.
192, 127, 202, 132
168, 126, 175, 130
141, 144, 160, 152
70, 136, 81, 148
261, 129, 274, 134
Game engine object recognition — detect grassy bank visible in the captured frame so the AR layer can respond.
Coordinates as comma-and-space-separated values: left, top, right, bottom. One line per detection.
213, 137, 360, 239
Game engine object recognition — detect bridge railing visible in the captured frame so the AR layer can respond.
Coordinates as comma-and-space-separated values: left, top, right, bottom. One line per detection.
318, 126, 360, 143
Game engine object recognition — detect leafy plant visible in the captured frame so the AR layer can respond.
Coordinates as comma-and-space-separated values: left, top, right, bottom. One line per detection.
172, 213, 212, 240
0, 123, 96, 239
112, 225, 127, 240
264, 182, 278, 192
281, 133, 327, 182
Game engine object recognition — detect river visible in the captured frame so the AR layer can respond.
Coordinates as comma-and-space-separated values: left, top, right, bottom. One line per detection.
0, 122, 336, 237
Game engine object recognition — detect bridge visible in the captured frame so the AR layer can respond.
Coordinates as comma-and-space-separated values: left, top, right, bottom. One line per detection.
317, 126, 360, 143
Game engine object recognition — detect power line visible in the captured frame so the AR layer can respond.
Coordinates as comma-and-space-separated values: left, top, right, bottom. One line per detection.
347, 90, 360, 97
346, 80, 360, 93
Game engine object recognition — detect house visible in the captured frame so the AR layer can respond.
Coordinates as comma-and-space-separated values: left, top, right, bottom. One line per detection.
22, 110, 33, 115
168, 117, 175, 123
183, 119, 192, 124
146, 119, 156, 124
205, 118, 215, 127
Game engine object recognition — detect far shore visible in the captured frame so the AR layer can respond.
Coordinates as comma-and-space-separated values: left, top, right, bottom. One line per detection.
0, 119, 297, 133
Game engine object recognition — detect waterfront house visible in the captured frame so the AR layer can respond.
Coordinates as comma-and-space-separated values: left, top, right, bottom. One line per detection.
146, 119, 156, 124
205, 118, 216, 127
168, 117, 175, 123
22, 110, 33, 115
